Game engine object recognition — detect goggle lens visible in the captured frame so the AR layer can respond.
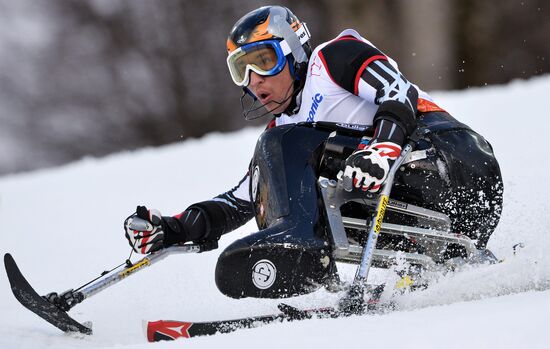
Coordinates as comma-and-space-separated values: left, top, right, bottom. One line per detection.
235, 46, 278, 75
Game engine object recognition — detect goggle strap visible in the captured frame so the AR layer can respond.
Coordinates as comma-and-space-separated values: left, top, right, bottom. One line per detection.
279, 40, 291, 56
301, 23, 311, 44
278, 23, 310, 57
296, 23, 311, 45
277, 22, 310, 64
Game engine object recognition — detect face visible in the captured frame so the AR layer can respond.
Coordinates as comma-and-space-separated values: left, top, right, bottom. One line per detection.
247, 62, 294, 115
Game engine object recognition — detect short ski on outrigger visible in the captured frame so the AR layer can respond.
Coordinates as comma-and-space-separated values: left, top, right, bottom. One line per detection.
3, 242, 217, 335
4, 253, 93, 334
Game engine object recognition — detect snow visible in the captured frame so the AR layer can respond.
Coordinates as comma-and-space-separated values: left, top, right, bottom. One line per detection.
1, 76, 550, 348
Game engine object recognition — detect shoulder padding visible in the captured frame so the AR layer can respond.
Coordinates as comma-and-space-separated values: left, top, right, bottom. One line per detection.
319, 38, 386, 94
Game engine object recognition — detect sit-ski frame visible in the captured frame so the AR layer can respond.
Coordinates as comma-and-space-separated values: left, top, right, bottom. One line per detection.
319, 142, 498, 289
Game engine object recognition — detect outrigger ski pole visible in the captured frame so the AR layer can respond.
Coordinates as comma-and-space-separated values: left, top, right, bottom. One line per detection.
339, 130, 420, 314
4, 241, 217, 335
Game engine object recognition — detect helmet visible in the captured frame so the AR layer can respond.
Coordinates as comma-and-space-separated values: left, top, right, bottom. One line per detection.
226, 6, 312, 87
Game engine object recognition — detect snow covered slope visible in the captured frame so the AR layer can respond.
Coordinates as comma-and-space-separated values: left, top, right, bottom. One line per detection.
1, 76, 550, 349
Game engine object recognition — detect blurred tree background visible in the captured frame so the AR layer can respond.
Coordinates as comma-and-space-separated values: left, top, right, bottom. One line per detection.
0, 0, 548, 175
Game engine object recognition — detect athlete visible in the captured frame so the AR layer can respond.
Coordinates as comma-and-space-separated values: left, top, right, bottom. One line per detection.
124, 6, 503, 298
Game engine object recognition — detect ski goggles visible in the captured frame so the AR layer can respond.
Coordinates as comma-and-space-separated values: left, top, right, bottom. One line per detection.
227, 40, 289, 87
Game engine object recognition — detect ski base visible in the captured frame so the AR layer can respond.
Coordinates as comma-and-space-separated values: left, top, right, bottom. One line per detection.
3, 253, 92, 335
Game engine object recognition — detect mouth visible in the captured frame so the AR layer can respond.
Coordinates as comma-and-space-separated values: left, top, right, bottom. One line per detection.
257, 91, 271, 104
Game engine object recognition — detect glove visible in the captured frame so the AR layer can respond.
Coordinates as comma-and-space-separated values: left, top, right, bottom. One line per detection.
341, 141, 402, 192
124, 206, 165, 254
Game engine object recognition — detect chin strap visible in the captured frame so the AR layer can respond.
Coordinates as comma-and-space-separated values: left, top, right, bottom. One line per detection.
282, 60, 308, 115
240, 78, 295, 121
240, 57, 308, 120
239, 90, 263, 121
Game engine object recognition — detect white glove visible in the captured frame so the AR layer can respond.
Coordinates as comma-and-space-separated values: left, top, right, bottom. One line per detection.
341, 141, 401, 192
124, 206, 165, 254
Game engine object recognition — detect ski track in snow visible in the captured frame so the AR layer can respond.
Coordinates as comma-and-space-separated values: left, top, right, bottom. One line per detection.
1, 76, 550, 348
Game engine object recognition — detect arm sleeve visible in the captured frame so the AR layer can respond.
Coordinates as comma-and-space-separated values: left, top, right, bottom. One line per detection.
161, 173, 254, 245
319, 38, 418, 144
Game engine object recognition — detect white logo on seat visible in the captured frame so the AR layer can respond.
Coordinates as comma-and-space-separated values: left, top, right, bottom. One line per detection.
251, 165, 260, 201
252, 259, 277, 289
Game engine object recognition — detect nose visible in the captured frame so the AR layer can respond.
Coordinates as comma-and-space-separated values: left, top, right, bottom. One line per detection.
248, 71, 264, 89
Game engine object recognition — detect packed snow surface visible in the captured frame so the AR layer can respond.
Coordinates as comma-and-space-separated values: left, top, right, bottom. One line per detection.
1, 76, 550, 348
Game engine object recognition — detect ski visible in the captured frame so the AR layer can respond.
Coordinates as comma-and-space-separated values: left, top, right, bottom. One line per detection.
146, 304, 341, 342
3, 253, 92, 335
146, 285, 388, 342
